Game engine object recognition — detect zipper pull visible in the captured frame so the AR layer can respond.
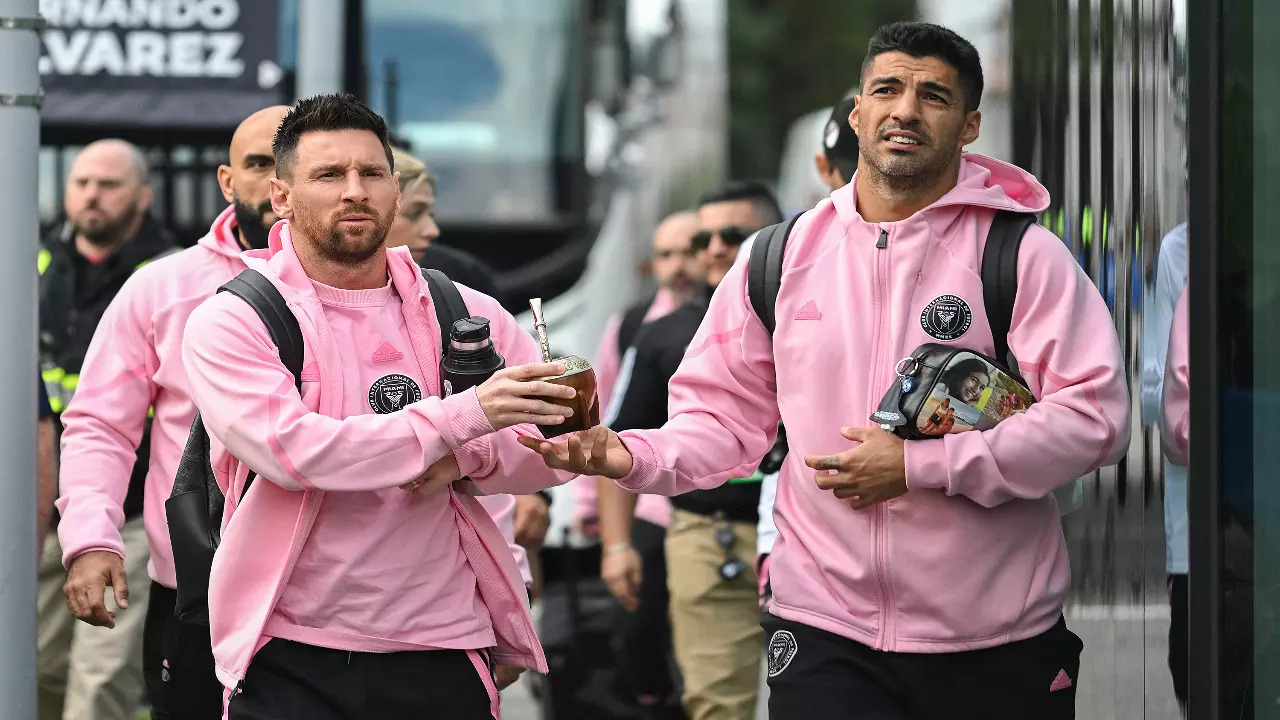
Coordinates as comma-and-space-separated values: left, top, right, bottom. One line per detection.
876, 229, 888, 249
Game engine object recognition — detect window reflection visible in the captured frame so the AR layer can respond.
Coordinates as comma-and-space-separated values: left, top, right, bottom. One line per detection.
363, 0, 582, 225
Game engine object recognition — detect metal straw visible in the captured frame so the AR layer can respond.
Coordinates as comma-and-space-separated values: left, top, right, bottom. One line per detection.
529, 298, 552, 363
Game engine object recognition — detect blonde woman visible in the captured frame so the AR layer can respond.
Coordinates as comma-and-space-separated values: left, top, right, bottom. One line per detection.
387, 146, 440, 262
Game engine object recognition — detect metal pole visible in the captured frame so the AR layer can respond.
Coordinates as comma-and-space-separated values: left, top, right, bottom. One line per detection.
0, 1, 42, 718
296, 0, 347, 99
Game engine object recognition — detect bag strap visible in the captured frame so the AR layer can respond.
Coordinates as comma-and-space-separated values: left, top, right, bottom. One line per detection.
980, 210, 1036, 374
422, 267, 469, 355
217, 269, 305, 494
747, 213, 802, 335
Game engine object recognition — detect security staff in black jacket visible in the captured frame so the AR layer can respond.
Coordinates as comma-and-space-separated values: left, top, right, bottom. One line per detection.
598, 181, 783, 720
36, 139, 175, 720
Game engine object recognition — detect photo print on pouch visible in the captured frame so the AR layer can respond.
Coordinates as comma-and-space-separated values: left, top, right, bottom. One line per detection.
916, 352, 1035, 436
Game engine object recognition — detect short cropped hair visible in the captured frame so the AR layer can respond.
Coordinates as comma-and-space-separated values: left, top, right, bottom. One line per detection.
273, 93, 395, 180
861, 22, 984, 113
697, 180, 784, 227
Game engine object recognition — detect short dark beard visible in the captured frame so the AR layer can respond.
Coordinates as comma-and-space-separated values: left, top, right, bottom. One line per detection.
295, 203, 393, 265
862, 121, 961, 196
232, 196, 273, 250
74, 201, 141, 248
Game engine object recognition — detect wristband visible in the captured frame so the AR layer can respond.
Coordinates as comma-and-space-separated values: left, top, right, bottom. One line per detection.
604, 542, 633, 556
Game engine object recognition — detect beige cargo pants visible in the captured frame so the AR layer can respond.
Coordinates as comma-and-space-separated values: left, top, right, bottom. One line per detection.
37, 516, 150, 720
665, 509, 762, 720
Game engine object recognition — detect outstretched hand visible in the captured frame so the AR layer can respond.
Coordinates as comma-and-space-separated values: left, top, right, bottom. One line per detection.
804, 427, 907, 510
517, 425, 634, 479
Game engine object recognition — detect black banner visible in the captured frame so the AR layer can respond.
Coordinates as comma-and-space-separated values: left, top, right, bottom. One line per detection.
39, 0, 283, 129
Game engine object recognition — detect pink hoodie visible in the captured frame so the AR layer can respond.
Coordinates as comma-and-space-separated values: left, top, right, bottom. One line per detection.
574, 290, 679, 530
1161, 288, 1190, 466
56, 207, 246, 588
55, 207, 532, 591
182, 222, 567, 692
612, 153, 1131, 653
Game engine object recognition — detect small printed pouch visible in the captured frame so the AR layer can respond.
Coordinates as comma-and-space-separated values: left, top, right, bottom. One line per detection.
870, 344, 1036, 440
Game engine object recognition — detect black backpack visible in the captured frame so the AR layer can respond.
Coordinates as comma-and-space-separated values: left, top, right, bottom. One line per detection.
166, 267, 469, 624
745, 210, 1037, 475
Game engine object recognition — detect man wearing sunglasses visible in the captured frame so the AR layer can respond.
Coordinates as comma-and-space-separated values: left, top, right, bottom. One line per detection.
595, 181, 782, 720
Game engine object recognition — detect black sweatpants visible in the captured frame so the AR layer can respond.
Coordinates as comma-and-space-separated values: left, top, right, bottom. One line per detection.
143, 582, 224, 720
227, 638, 500, 720
616, 519, 683, 713
763, 613, 1083, 720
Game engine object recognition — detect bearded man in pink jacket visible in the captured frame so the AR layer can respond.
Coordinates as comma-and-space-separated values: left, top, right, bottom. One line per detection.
181, 93, 576, 719
57, 103, 540, 720
524, 22, 1131, 720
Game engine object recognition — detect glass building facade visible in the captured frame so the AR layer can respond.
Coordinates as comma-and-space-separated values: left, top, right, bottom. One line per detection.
1189, 0, 1280, 717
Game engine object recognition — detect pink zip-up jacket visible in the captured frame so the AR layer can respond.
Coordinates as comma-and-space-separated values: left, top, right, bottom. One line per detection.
612, 153, 1131, 653
56, 207, 246, 588
182, 222, 567, 692
55, 207, 531, 591
1161, 287, 1190, 466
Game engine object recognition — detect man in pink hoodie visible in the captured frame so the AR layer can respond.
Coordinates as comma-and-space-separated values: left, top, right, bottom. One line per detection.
181, 93, 575, 719
523, 22, 1130, 720
55, 105, 292, 720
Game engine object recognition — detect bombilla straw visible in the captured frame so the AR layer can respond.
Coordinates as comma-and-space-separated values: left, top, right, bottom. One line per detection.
529, 298, 552, 363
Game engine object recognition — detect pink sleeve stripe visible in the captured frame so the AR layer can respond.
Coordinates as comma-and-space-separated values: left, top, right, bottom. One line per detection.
681, 326, 745, 362
466, 649, 501, 718
264, 374, 313, 490
66, 365, 152, 401
1020, 359, 1120, 469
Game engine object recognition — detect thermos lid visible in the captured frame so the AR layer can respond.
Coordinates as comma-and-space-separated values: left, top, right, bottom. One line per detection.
451, 316, 491, 344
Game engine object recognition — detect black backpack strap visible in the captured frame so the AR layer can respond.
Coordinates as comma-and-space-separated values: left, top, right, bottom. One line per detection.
980, 211, 1036, 372
747, 213, 802, 335
217, 270, 305, 494
422, 268, 470, 355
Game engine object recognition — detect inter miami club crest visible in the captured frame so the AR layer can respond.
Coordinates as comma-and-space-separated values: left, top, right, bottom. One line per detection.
368, 374, 423, 414
766, 630, 798, 678
920, 294, 973, 341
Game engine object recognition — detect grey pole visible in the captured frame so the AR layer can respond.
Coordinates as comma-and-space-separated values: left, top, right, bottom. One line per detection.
0, 1, 42, 718
296, 0, 346, 99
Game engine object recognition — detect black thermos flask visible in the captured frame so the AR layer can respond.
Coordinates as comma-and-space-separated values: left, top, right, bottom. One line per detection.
441, 317, 505, 397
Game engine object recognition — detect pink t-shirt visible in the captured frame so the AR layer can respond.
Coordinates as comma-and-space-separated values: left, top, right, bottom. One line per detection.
264, 279, 496, 653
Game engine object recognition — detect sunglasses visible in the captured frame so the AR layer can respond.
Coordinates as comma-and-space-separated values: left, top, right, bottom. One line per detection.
691, 226, 752, 252
714, 512, 749, 583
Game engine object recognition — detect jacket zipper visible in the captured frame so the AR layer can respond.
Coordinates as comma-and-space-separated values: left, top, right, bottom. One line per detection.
867, 228, 894, 650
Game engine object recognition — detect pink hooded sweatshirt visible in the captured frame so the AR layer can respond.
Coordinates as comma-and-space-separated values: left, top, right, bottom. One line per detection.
1161, 287, 1190, 466
55, 206, 530, 589
573, 290, 678, 530
56, 207, 246, 588
611, 153, 1131, 653
182, 222, 565, 693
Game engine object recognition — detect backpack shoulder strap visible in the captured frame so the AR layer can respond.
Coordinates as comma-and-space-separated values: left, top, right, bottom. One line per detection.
747, 213, 802, 335
422, 268, 470, 355
980, 210, 1036, 371
219, 270, 305, 388
217, 269, 305, 495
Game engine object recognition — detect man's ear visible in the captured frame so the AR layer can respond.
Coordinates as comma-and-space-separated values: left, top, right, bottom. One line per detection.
269, 177, 293, 219
217, 165, 234, 204
959, 110, 982, 148
814, 153, 831, 180
136, 184, 154, 213
849, 98, 861, 140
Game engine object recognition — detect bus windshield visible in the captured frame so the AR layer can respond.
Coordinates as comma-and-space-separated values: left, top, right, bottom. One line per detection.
364, 0, 583, 226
